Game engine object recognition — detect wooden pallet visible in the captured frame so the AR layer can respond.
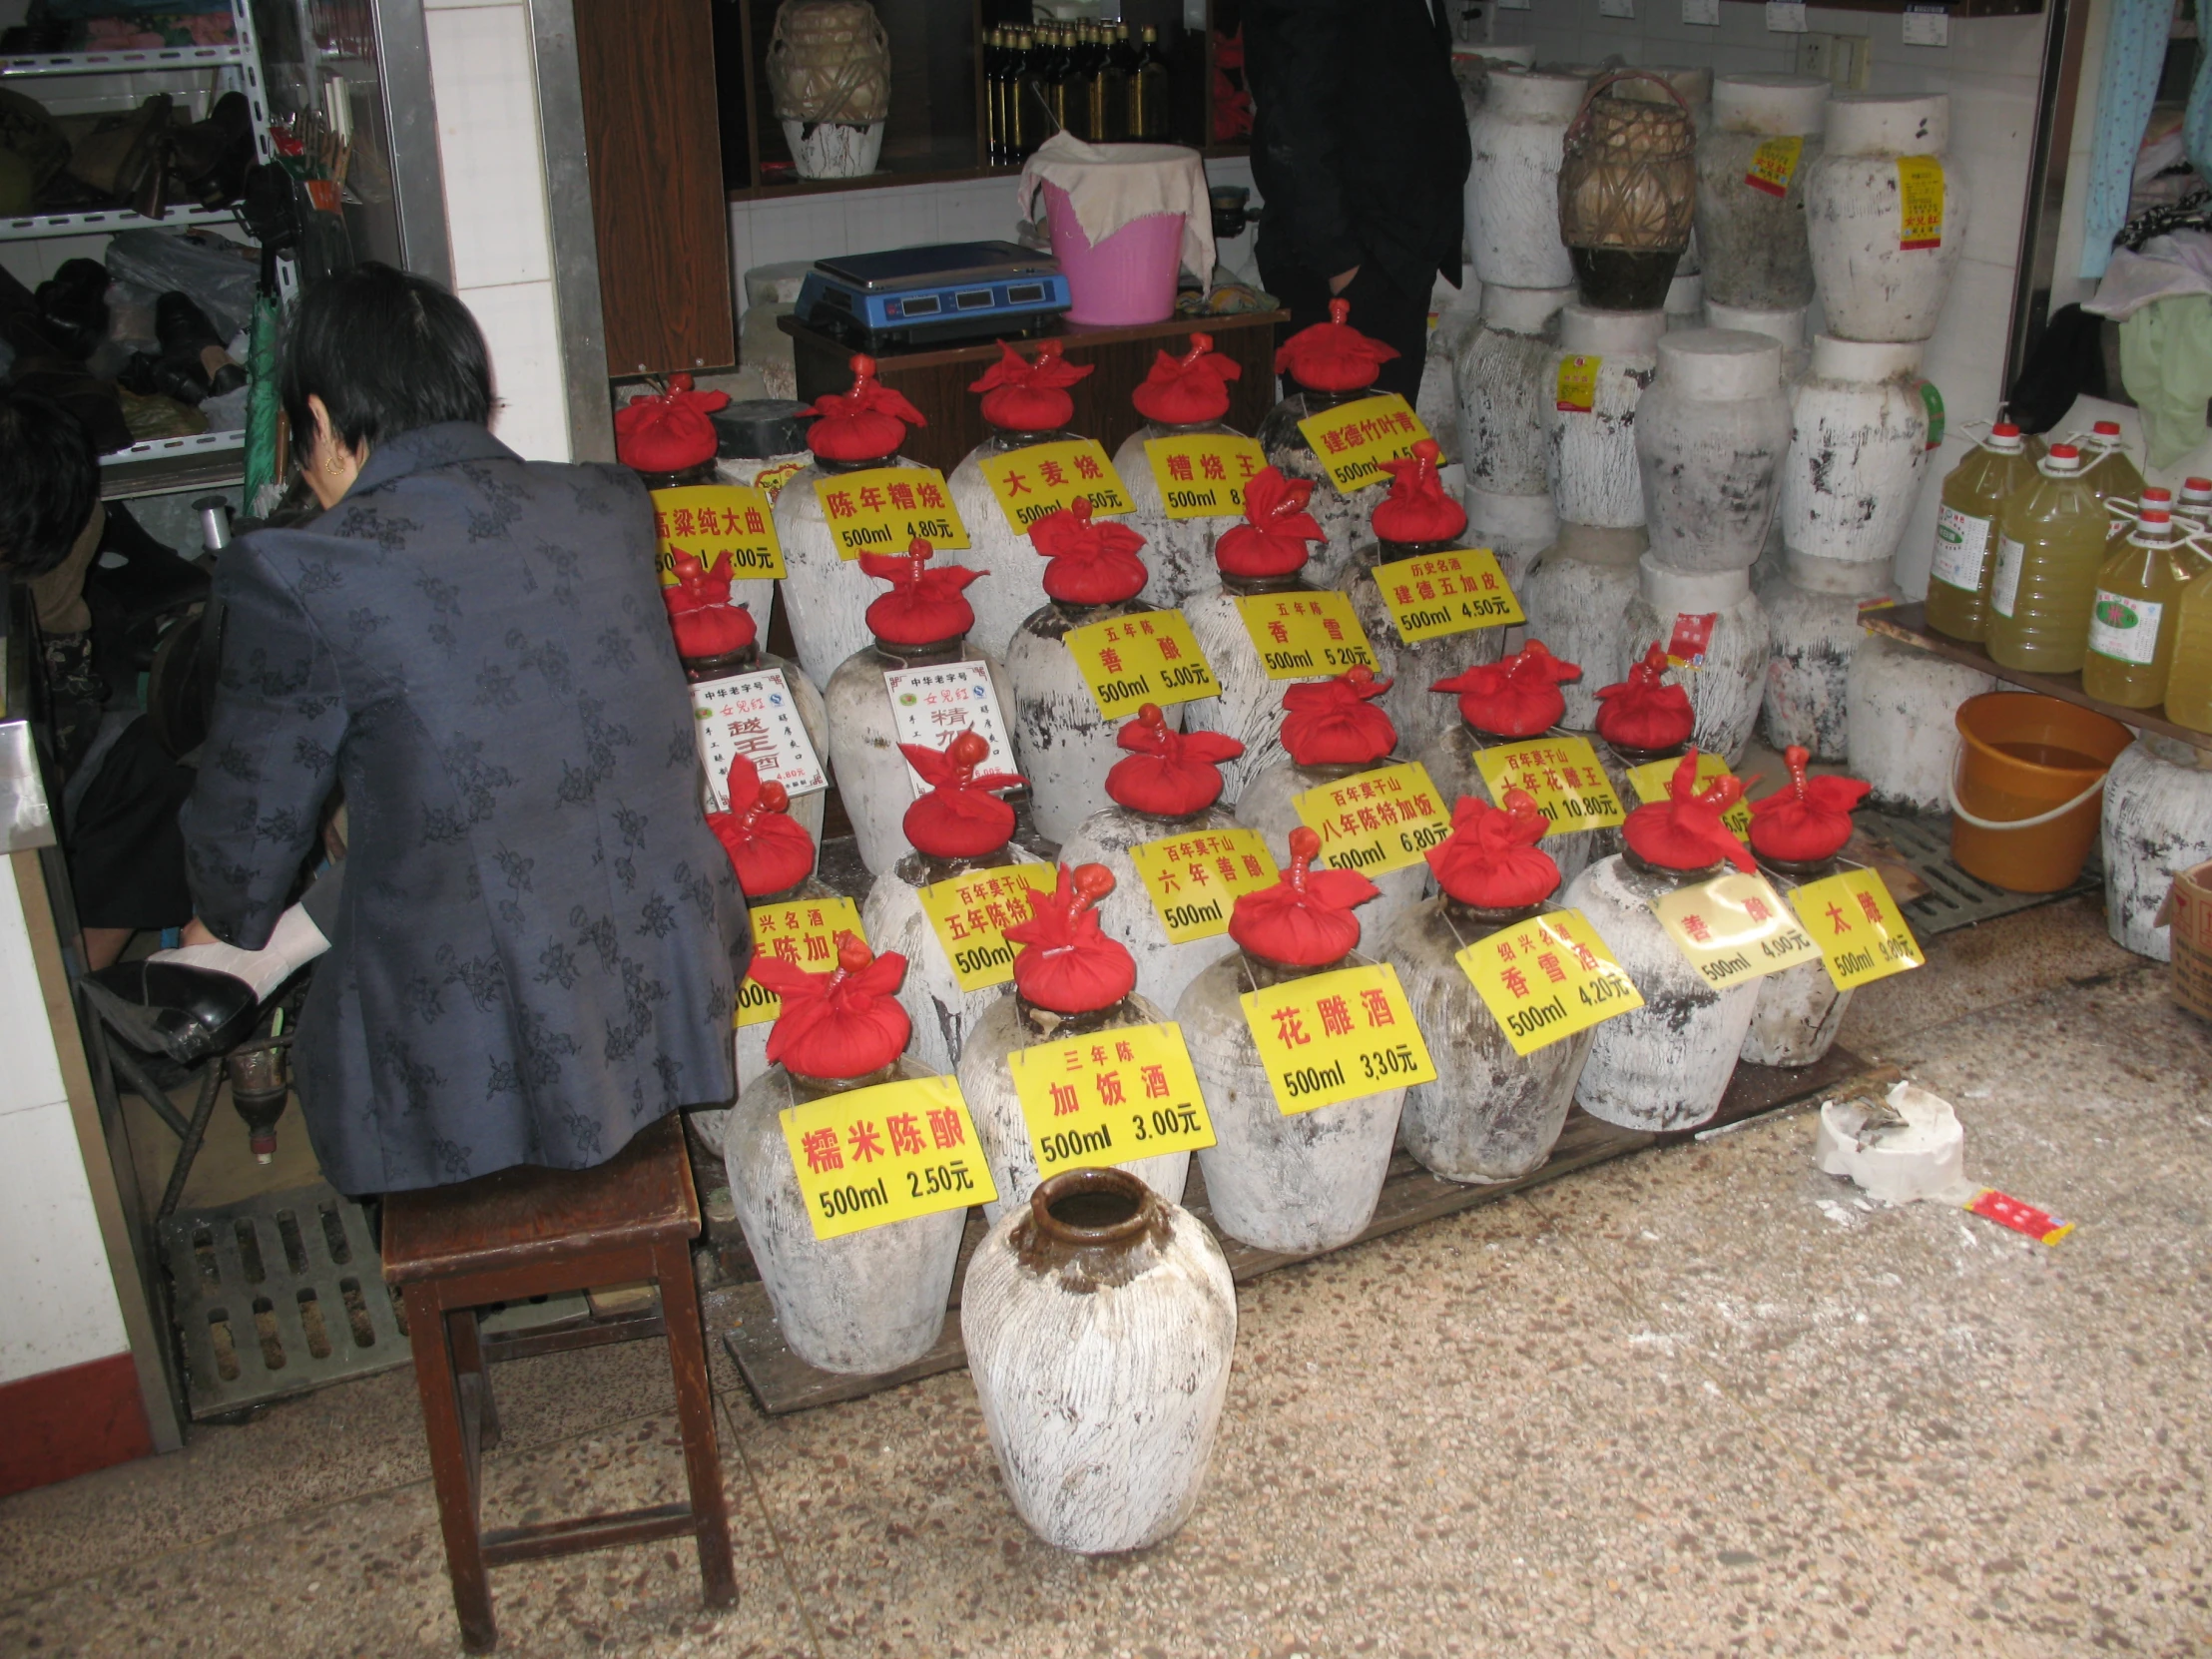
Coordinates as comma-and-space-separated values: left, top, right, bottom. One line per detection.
716, 1048, 1888, 1415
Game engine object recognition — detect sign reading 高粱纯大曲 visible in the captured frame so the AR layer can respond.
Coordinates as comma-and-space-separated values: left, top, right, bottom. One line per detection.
653, 483, 785, 581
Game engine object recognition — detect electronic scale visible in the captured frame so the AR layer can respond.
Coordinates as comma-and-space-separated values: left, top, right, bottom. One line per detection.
795, 241, 1070, 350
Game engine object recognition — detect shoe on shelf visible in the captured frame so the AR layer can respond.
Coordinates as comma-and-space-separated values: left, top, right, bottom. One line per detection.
81, 959, 260, 1066
155, 290, 245, 398
33, 259, 109, 360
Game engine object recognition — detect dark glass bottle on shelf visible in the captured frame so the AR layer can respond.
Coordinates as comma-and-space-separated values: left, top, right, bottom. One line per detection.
1131, 25, 1170, 141
1079, 24, 1110, 143
1045, 24, 1074, 138
984, 28, 1005, 165
1098, 23, 1131, 142
1005, 29, 1034, 161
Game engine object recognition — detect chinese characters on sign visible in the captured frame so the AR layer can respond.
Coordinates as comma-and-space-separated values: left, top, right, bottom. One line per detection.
1624, 752, 1753, 842
738, 897, 865, 1027
652, 483, 786, 581
1239, 962, 1437, 1115
1555, 355, 1600, 414
1373, 548, 1525, 642
978, 438, 1135, 530
915, 863, 1060, 992
1007, 1022, 1216, 1178
1292, 761, 1452, 878
1649, 871, 1823, 989
1786, 867, 1925, 991
1744, 134, 1804, 198
1062, 610, 1221, 722
1295, 393, 1431, 492
1128, 828, 1281, 942
1454, 907, 1645, 1055
1232, 591, 1378, 679
813, 466, 969, 559
1897, 155, 1944, 251
1142, 432, 1269, 519
780, 1074, 997, 1240
1473, 737, 1627, 836
692, 668, 829, 809
884, 661, 1018, 796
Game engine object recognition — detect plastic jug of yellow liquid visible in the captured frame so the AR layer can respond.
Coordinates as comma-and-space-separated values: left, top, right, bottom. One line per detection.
2082, 489, 2202, 707
1987, 443, 2112, 674
1927, 420, 2036, 642
2160, 533, 2212, 732
2080, 419, 2145, 539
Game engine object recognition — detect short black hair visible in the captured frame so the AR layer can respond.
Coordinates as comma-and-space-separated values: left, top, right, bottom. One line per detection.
0, 387, 101, 581
279, 262, 493, 452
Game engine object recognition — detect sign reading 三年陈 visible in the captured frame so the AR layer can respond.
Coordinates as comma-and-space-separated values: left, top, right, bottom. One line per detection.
1649, 870, 1822, 989
1455, 907, 1644, 1055
692, 669, 829, 810
814, 466, 968, 559
916, 862, 1060, 992
1233, 591, 1377, 679
1473, 737, 1627, 836
1128, 828, 1280, 943
1623, 751, 1753, 842
1006, 1022, 1216, 1179
1239, 962, 1436, 1115
1296, 393, 1430, 492
1143, 432, 1269, 518
782, 1074, 996, 1240
979, 438, 1135, 531
1061, 610, 1219, 721
1788, 866, 1925, 991
737, 897, 865, 1027
1293, 761, 1452, 878
1373, 547, 1525, 641
883, 661, 1017, 796
653, 483, 785, 581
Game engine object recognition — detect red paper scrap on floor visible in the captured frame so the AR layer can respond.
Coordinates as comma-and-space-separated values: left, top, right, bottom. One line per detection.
1964, 1188, 2073, 1245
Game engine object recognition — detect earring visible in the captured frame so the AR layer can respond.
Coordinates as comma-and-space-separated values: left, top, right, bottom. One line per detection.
324, 454, 345, 472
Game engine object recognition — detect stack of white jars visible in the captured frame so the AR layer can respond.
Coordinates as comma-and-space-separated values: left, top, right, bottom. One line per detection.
1465, 71, 1587, 294
1454, 282, 1575, 583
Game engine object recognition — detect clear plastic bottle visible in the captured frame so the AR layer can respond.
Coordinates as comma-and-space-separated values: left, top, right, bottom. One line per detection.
2081, 418, 2145, 539
2156, 531, 2212, 732
1986, 443, 2111, 674
2083, 489, 2202, 708
2176, 475, 2212, 532
1926, 421, 2034, 642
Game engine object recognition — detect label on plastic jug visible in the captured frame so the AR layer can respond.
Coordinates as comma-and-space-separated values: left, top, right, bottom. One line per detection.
1932, 505, 1992, 591
1990, 535, 2026, 618
782, 1075, 996, 1240
1898, 156, 1945, 250
1555, 354, 1601, 413
1744, 135, 1804, 198
2087, 590, 2164, 666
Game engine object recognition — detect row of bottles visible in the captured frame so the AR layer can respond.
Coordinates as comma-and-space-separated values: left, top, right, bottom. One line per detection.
984, 21, 1170, 164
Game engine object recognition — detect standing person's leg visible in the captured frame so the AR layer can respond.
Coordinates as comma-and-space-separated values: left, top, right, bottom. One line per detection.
1338, 265, 1429, 404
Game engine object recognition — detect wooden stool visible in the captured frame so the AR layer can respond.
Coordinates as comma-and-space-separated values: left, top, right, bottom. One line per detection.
381, 1116, 737, 1651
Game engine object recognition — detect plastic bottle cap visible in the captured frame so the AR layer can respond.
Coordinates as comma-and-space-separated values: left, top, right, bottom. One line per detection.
2143, 487, 2173, 504
2042, 444, 2081, 473
1986, 421, 2023, 453
2185, 477, 2212, 496
2093, 420, 2121, 434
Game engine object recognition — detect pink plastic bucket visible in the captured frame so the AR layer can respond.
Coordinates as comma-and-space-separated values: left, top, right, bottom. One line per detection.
1041, 182, 1184, 326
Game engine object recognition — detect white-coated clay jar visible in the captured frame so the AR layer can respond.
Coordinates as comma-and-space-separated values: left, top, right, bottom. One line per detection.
1696, 74, 1829, 312
1635, 328, 1793, 573
1779, 334, 1931, 574
1804, 93, 1969, 344
1466, 71, 1587, 289
1545, 304, 1668, 531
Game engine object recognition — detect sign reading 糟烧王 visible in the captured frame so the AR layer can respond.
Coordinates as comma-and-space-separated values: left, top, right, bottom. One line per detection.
1233, 591, 1377, 679
1788, 866, 1925, 990
1473, 736, 1627, 836
1128, 828, 1280, 943
1293, 761, 1451, 878
1373, 548, 1524, 641
979, 438, 1134, 531
1650, 870, 1822, 989
1143, 432, 1269, 518
653, 483, 785, 581
916, 863, 1059, 992
737, 897, 865, 1027
1454, 907, 1643, 1055
1007, 1022, 1216, 1179
1061, 610, 1219, 721
814, 467, 968, 559
1240, 962, 1436, 1114
781, 1074, 997, 1240
1296, 393, 1429, 492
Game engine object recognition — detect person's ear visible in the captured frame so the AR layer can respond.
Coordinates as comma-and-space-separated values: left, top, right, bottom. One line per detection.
306, 393, 339, 460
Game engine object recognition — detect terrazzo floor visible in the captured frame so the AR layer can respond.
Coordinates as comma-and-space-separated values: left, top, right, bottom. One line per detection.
3, 892, 2207, 1658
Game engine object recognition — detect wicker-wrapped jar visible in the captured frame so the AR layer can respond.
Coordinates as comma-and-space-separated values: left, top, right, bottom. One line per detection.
1558, 71, 1697, 311
768, 0, 891, 179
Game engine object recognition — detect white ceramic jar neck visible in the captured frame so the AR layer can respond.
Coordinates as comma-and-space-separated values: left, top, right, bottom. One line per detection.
1809, 333, 1924, 384
1824, 92, 1948, 157
1638, 555, 1750, 612
1485, 69, 1587, 124
1656, 330, 1784, 400
1482, 282, 1575, 334
1705, 301, 1807, 350
1710, 73, 1829, 137
1785, 548, 1897, 594
1561, 304, 1667, 356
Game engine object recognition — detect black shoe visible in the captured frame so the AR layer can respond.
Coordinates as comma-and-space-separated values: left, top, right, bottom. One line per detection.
33, 259, 109, 359
81, 959, 261, 1065
155, 290, 244, 397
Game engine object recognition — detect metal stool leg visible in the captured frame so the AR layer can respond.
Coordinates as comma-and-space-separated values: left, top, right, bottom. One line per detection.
656, 1237, 737, 1608
406, 1284, 498, 1652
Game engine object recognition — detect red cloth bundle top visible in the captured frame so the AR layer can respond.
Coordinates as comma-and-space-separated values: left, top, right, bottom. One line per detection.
1229, 826, 1379, 965
1105, 704, 1244, 816
1132, 331, 1243, 425
1005, 862, 1137, 1012
1029, 498, 1149, 607
1622, 750, 1755, 873
802, 353, 927, 461
1748, 745, 1871, 864
1214, 466, 1325, 578
1427, 788, 1560, 909
1280, 665, 1397, 767
706, 754, 816, 897
1594, 644, 1695, 752
899, 729, 1026, 859
1431, 640, 1579, 739
753, 934, 911, 1079
661, 548, 759, 660
1273, 297, 1400, 394
861, 538, 983, 647
969, 338, 1092, 431
1372, 438, 1467, 545
615, 372, 729, 473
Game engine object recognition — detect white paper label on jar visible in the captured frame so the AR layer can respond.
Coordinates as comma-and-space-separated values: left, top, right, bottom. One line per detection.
693, 668, 828, 810
1931, 505, 1993, 592
1990, 535, 2027, 619
2086, 590, 2164, 666
883, 660, 1018, 798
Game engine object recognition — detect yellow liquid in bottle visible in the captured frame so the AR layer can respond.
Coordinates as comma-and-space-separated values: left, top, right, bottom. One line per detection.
2081, 441, 2144, 540
2080, 526, 2201, 707
2164, 566, 2212, 732
1926, 436, 2036, 641
1986, 458, 2109, 673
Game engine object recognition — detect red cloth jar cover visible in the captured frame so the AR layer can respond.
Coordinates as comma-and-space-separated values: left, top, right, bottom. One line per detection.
969, 338, 1093, 431
661, 548, 759, 660
1229, 825, 1379, 965
802, 354, 928, 461
1622, 750, 1755, 873
1273, 297, 1400, 394
899, 729, 1026, 859
1214, 465, 1325, 578
1030, 498, 1150, 606
1427, 787, 1560, 908
753, 934, 912, 1079
1280, 665, 1397, 766
1105, 704, 1245, 816
1595, 644, 1695, 751
615, 373, 729, 473
862, 538, 983, 647
1371, 439, 1467, 544
1005, 862, 1137, 1012
1748, 745, 1871, 864
706, 754, 817, 897
1430, 640, 1579, 739
1131, 331, 1243, 425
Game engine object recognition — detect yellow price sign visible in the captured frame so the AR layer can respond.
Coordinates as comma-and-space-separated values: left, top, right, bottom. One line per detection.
1473, 736, 1626, 836
1062, 609, 1220, 722
978, 438, 1134, 532
814, 466, 969, 560
1296, 393, 1429, 492
1294, 760, 1451, 879
916, 862, 1059, 993
1006, 1022, 1216, 1178
1143, 432, 1268, 518
1650, 870, 1823, 990
1129, 828, 1280, 943
1373, 547, 1525, 642
1239, 961, 1436, 1115
1454, 907, 1644, 1055
1898, 155, 1944, 250
1233, 590, 1377, 679
1624, 752, 1754, 842
781, 1073, 997, 1241
1744, 134, 1804, 198
737, 896, 864, 1028
653, 483, 785, 582
1788, 867, 1925, 991
1555, 354, 1600, 414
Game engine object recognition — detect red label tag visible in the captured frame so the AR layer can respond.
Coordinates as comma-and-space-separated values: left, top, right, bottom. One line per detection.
1965, 1188, 2073, 1246
1666, 612, 1717, 663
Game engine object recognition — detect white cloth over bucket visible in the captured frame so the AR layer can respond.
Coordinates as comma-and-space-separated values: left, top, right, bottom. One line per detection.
1018, 134, 1216, 282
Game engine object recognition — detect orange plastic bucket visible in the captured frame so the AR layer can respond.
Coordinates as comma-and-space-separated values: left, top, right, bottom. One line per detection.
1948, 693, 2132, 892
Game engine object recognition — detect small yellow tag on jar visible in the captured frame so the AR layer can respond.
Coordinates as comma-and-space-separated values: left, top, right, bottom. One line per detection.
738, 896, 865, 1027
1649, 871, 1823, 990
1554, 355, 1601, 414
781, 1074, 997, 1240
1239, 962, 1437, 1115
653, 483, 786, 582
1143, 432, 1269, 518
1898, 155, 1944, 250
1061, 610, 1220, 721
978, 438, 1134, 532
1372, 547, 1525, 641
1007, 1022, 1217, 1178
814, 467, 969, 560
1454, 908, 1644, 1055
1296, 393, 1429, 491
1744, 135, 1804, 198
1788, 867, 1925, 990
1473, 736, 1627, 835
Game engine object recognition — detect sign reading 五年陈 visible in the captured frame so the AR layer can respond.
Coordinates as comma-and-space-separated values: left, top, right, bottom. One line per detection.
1650, 870, 1822, 989
1061, 610, 1219, 721
1143, 432, 1269, 518
1239, 962, 1436, 1114
1293, 761, 1451, 878
1233, 591, 1377, 679
1006, 1022, 1216, 1179
1296, 394, 1430, 492
915, 863, 1059, 992
814, 467, 968, 559
979, 438, 1134, 531
1128, 828, 1280, 943
653, 483, 785, 581
1789, 867, 1925, 991
1473, 737, 1627, 836
737, 897, 865, 1027
781, 1074, 996, 1240
1372, 548, 1524, 641
1454, 908, 1643, 1055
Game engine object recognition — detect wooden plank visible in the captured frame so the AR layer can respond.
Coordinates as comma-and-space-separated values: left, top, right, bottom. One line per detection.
720, 1047, 1879, 1415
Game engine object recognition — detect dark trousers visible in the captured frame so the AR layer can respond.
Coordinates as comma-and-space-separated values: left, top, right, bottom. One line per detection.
1259, 256, 1434, 404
